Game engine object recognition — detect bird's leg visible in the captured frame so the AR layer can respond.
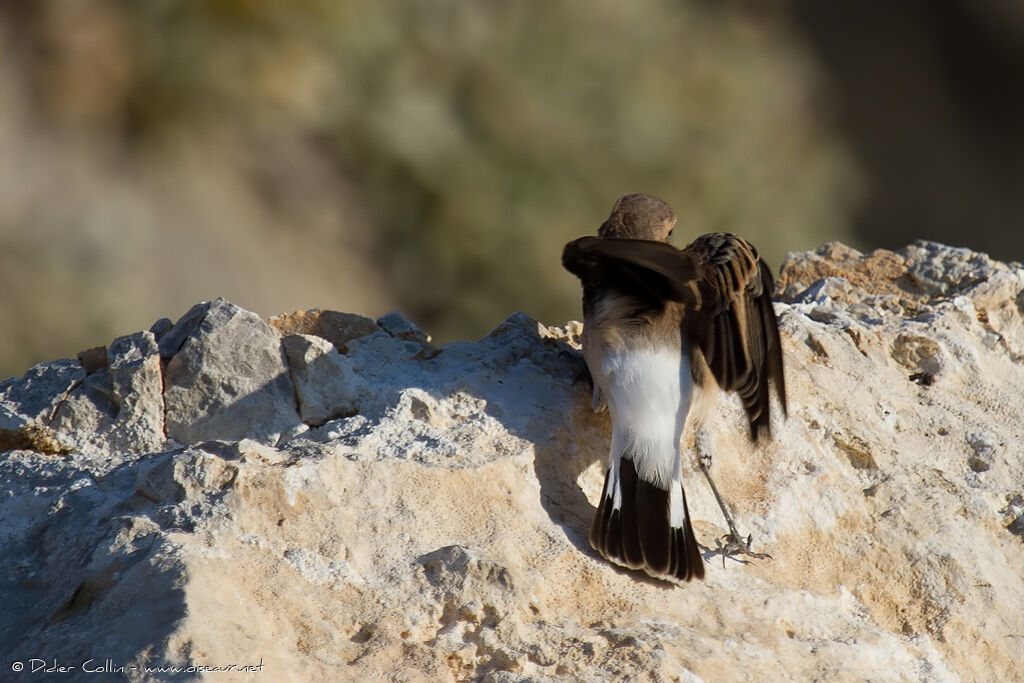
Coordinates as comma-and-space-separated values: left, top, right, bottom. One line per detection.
695, 425, 772, 566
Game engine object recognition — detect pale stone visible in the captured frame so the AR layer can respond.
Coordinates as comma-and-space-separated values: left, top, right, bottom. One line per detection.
378, 310, 432, 344
162, 298, 301, 445
1, 242, 1023, 681
281, 334, 360, 426
49, 331, 166, 461
0, 359, 83, 453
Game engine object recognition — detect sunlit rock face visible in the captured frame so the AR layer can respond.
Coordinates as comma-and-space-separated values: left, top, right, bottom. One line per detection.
2, 242, 1023, 681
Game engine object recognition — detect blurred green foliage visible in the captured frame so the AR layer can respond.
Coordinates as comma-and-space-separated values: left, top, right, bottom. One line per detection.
0, 0, 857, 377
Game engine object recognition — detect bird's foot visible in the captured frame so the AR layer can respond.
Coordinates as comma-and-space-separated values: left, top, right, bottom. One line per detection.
712, 532, 773, 568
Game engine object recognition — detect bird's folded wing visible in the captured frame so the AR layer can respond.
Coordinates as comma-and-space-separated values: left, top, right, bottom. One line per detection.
682, 233, 787, 440
562, 236, 700, 306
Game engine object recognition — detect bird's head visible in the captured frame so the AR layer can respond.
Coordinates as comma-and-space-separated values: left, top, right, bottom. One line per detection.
597, 193, 677, 242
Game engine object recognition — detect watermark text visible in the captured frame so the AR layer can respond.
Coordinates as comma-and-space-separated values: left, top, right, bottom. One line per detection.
10, 658, 265, 675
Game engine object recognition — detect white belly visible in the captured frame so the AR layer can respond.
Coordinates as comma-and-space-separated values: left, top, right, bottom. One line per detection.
598, 345, 693, 490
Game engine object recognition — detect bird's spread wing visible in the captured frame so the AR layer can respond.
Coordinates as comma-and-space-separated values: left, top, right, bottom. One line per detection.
562, 236, 700, 306
682, 233, 787, 440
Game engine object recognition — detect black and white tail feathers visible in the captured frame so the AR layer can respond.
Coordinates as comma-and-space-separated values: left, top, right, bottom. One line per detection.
590, 455, 705, 582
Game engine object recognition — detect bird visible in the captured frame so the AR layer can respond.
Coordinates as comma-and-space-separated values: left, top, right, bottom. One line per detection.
561, 193, 787, 582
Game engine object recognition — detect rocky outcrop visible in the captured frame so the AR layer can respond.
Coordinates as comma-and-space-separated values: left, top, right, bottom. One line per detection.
1, 241, 1023, 682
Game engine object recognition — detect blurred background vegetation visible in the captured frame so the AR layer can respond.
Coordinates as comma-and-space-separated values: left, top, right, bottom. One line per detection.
2, 1, 1022, 378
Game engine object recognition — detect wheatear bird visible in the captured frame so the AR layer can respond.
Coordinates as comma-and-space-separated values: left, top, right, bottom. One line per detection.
562, 194, 787, 582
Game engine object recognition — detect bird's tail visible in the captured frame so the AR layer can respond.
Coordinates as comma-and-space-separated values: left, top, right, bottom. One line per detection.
590, 456, 704, 582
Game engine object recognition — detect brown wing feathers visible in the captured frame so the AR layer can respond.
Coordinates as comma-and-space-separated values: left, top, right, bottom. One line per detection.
562, 230, 786, 440
684, 233, 787, 440
562, 236, 700, 306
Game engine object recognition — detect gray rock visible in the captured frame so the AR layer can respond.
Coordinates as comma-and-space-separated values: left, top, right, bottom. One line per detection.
902, 240, 1001, 297
281, 334, 360, 426
778, 239, 1013, 308
162, 298, 300, 444
378, 310, 432, 344
50, 331, 166, 459
0, 359, 84, 453
0, 359, 84, 421
107, 331, 166, 453
157, 300, 214, 360
148, 317, 174, 342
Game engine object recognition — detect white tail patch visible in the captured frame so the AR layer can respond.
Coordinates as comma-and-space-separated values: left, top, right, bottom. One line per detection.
604, 456, 623, 510
669, 478, 686, 528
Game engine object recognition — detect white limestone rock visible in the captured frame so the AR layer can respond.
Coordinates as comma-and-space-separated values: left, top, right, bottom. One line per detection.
48, 331, 167, 461
281, 334, 360, 426
162, 298, 302, 445
0, 359, 84, 453
1, 241, 1023, 681
377, 310, 432, 345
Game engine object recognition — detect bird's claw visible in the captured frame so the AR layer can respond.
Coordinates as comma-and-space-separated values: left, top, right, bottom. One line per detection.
712, 533, 773, 568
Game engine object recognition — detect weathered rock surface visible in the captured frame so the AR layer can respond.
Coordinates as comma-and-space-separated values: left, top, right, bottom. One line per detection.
162, 299, 303, 445
1, 241, 1023, 682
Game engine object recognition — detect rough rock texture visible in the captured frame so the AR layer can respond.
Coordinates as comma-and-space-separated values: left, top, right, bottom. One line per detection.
161, 299, 303, 445
2, 242, 1023, 682
280, 334, 360, 427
